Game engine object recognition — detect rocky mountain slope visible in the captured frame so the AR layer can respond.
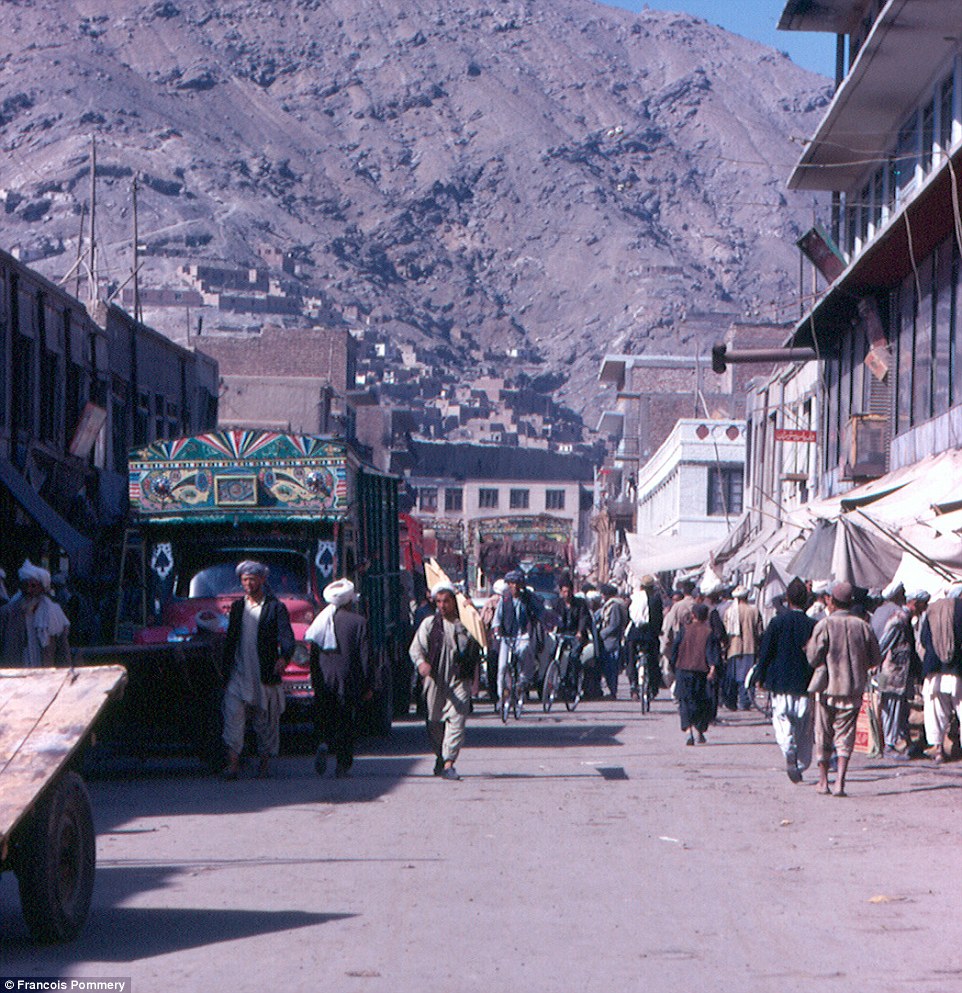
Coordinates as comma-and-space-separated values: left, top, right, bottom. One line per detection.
0, 0, 831, 419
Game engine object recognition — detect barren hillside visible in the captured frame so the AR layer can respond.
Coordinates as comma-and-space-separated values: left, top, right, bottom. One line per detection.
0, 0, 830, 418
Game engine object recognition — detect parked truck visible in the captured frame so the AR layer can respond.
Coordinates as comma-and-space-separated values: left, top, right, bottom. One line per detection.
112, 429, 406, 756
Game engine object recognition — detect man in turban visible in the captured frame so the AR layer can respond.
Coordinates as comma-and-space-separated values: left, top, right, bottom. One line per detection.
0, 560, 71, 667
221, 560, 295, 779
409, 582, 482, 780
305, 578, 371, 778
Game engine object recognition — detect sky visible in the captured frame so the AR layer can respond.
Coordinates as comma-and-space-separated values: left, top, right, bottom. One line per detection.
604, 1, 836, 78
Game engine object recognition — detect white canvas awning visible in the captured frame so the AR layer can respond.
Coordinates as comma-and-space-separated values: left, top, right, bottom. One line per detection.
625, 531, 721, 577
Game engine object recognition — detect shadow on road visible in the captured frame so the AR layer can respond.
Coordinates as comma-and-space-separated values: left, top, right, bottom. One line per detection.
2, 897, 351, 964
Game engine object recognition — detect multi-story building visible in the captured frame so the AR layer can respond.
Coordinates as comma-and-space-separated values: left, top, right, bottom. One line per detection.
779, 0, 962, 494
597, 323, 786, 533
0, 248, 218, 585
635, 418, 748, 542
391, 440, 595, 590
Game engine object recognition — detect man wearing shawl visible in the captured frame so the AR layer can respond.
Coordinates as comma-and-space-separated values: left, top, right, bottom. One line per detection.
305, 578, 371, 778
918, 584, 962, 763
221, 560, 295, 779
0, 560, 71, 667
876, 589, 928, 756
410, 582, 482, 780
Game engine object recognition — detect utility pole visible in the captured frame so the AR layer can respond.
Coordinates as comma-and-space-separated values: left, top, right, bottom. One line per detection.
88, 136, 97, 304
132, 174, 141, 322
74, 202, 86, 298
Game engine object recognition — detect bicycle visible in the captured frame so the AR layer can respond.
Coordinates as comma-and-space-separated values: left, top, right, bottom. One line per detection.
626, 641, 656, 713
542, 634, 584, 712
500, 638, 525, 722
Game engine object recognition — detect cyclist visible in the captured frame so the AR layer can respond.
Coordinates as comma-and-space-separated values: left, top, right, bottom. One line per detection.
553, 574, 590, 679
493, 569, 542, 705
626, 574, 663, 703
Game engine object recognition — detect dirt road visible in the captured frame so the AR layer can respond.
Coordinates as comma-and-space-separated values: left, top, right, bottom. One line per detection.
2, 696, 960, 992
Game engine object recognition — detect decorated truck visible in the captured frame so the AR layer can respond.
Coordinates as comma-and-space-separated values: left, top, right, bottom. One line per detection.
471, 514, 575, 597
116, 430, 406, 743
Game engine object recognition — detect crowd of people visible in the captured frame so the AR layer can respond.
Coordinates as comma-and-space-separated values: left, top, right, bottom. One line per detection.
468, 569, 962, 795
4, 551, 960, 793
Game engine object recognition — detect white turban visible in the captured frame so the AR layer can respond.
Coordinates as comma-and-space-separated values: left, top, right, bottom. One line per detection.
236, 560, 268, 578
431, 581, 456, 599
881, 579, 904, 600
812, 580, 830, 595
324, 579, 356, 607
19, 560, 51, 592
306, 579, 356, 650
492, 579, 507, 596
731, 585, 750, 600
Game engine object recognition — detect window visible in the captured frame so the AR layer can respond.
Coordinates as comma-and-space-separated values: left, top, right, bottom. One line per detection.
707, 467, 743, 517
509, 488, 529, 510
419, 487, 438, 512
545, 489, 565, 511
444, 487, 463, 512
935, 240, 954, 416
894, 110, 919, 203
913, 255, 934, 425
921, 97, 935, 174
939, 73, 955, 159
478, 488, 499, 509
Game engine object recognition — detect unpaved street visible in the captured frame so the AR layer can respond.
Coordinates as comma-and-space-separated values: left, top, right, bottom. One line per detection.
3, 697, 961, 993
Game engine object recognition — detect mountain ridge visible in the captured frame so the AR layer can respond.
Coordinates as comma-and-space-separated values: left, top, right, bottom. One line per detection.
0, 0, 831, 422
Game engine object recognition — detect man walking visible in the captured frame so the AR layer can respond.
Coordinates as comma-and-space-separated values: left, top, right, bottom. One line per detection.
806, 580, 881, 796
598, 584, 627, 699
410, 582, 482, 781
755, 578, 816, 783
876, 588, 928, 756
306, 578, 372, 778
722, 586, 762, 711
670, 602, 720, 746
918, 585, 962, 763
221, 560, 295, 779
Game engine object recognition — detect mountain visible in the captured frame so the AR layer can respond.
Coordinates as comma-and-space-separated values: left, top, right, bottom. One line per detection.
0, 0, 831, 421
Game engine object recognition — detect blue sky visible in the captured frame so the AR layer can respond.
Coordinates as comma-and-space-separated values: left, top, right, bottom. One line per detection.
603, 1, 835, 78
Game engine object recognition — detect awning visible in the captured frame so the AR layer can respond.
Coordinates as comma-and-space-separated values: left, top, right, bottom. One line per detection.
0, 458, 93, 576
625, 531, 720, 577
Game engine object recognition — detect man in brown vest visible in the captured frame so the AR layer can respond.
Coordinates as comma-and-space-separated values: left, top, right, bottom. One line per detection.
669, 602, 721, 746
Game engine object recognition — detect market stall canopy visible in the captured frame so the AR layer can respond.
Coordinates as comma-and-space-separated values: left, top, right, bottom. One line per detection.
625, 531, 721, 577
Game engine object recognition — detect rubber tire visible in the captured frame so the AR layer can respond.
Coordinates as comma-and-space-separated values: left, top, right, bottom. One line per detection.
565, 668, 584, 712
15, 771, 96, 943
639, 663, 651, 714
542, 660, 560, 712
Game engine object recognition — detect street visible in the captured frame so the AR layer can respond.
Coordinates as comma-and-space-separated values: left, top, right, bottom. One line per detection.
2, 695, 961, 993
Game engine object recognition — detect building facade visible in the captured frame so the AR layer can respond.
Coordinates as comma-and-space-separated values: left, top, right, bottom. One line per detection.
391, 440, 594, 590
780, 0, 962, 495
0, 248, 218, 587
635, 418, 748, 543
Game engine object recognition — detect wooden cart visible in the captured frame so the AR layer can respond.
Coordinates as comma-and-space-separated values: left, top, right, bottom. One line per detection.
0, 665, 126, 943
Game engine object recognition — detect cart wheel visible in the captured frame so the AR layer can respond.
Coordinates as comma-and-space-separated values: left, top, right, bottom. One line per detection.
14, 771, 96, 943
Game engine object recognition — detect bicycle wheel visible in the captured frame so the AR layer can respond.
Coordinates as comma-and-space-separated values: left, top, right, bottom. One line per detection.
500, 661, 512, 723
542, 659, 560, 712
512, 658, 523, 719
565, 665, 584, 711
639, 658, 651, 714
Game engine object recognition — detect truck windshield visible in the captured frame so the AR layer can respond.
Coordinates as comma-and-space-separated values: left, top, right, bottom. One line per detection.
180, 552, 309, 599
